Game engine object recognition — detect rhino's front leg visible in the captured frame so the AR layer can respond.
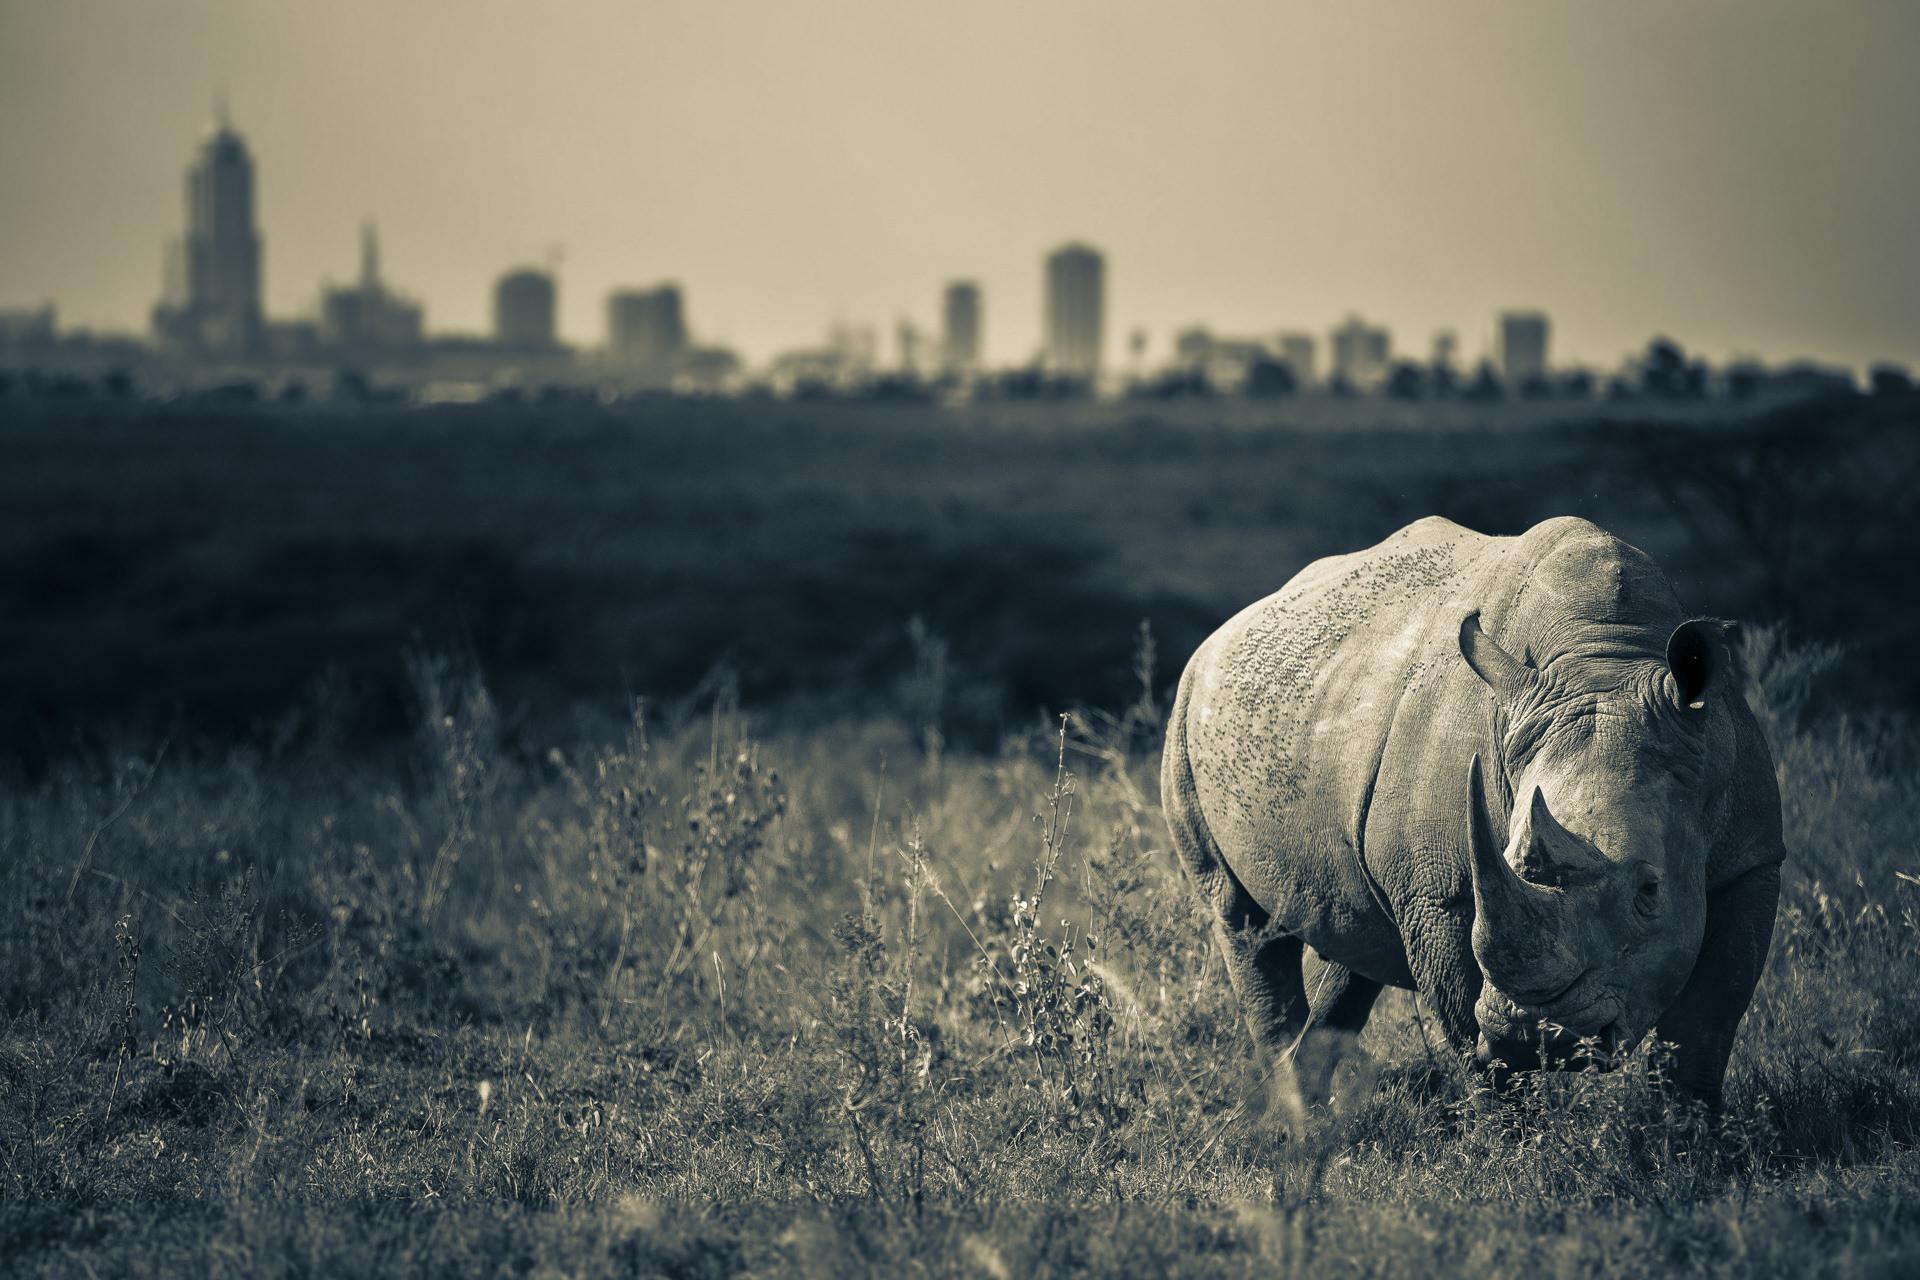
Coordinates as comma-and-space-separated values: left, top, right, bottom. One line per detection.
1289, 947, 1384, 1113
1396, 894, 1482, 1057
1653, 860, 1782, 1106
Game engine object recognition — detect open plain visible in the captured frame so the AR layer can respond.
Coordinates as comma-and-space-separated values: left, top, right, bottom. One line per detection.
3, 394, 1918, 1276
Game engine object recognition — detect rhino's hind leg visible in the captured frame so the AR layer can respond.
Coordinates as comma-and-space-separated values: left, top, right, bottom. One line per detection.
1164, 673, 1308, 1059
1214, 910, 1309, 1057
1163, 672, 1315, 1126
1293, 948, 1384, 1113
1209, 906, 1315, 1126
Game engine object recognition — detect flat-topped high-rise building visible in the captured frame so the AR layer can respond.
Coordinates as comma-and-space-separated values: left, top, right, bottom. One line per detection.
1044, 243, 1104, 382
1330, 314, 1391, 389
942, 280, 981, 374
1276, 332, 1316, 386
495, 268, 558, 350
608, 284, 688, 378
1498, 311, 1551, 386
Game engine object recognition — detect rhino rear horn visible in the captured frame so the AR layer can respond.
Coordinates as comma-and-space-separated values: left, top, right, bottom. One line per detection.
1460, 613, 1539, 705
1516, 786, 1610, 886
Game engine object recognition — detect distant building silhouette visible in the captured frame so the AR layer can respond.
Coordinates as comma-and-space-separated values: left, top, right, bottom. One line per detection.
152, 109, 264, 358
1044, 243, 1104, 381
608, 284, 687, 373
1330, 315, 1391, 389
942, 281, 982, 374
0, 304, 62, 374
1498, 311, 1550, 386
827, 320, 878, 376
895, 316, 929, 376
1173, 327, 1299, 394
0, 305, 56, 347
494, 268, 558, 350
1276, 332, 1316, 386
1173, 327, 1239, 382
677, 345, 743, 393
319, 222, 424, 358
765, 321, 878, 395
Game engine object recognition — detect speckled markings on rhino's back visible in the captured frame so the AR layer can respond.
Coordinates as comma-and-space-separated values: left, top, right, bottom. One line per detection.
1182, 517, 1488, 952
1191, 519, 1482, 810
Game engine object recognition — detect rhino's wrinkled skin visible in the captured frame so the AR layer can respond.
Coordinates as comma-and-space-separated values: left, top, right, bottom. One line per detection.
1162, 516, 1784, 1106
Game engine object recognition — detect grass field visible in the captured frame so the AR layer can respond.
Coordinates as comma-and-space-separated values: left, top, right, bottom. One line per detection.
2, 395, 1918, 1275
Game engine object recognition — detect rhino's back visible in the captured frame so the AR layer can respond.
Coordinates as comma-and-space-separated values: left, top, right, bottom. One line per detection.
1180, 518, 1486, 921
1179, 516, 1689, 939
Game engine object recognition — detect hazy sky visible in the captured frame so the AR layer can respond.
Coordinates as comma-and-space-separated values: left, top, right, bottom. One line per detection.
2, 0, 1917, 371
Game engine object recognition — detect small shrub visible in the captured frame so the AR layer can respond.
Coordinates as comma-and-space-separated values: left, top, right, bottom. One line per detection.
968, 720, 1127, 1128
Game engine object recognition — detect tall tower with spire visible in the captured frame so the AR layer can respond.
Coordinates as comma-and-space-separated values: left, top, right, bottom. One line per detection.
320, 218, 424, 359
154, 103, 265, 357
360, 220, 380, 292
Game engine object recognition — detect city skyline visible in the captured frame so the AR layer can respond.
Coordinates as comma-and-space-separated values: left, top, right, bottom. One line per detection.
126, 110, 1540, 382
3, 2, 1918, 373
0, 106, 1898, 396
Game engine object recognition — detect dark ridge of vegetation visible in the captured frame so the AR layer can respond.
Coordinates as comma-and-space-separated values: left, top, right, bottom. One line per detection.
2, 626, 1917, 1276
2, 394, 1915, 770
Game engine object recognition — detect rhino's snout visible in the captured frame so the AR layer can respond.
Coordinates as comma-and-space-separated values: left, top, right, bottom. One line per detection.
1474, 1021, 1623, 1072
1473, 983, 1626, 1070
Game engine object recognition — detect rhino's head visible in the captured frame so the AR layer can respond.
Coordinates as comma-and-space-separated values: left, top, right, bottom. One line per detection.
1457, 611, 1736, 1070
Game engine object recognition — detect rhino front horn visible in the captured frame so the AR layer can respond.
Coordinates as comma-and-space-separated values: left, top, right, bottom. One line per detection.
1466, 755, 1578, 993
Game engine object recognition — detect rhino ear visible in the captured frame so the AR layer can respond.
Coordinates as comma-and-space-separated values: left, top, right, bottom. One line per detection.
1666, 618, 1739, 710
1460, 612, 1538, 704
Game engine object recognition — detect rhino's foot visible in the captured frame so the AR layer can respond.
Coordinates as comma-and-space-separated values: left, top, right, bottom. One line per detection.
1242, 1029, 1380, 1137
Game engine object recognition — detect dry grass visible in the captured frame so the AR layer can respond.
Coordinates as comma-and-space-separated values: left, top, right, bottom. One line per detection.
2, 624, 1916, 1277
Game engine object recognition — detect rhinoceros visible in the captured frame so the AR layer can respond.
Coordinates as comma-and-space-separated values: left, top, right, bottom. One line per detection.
1161, 516, 1783, 1107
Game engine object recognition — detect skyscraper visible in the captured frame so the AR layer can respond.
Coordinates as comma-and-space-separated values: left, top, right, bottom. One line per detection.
942, 280, 981, 374
1275, 332, 1316, 386
153, 108, 264, 357
495, 268, 558, 350
1044, 243, 1104, 382
607, 284, 688, 376
1497, 311, 1551, 386
1330, 315, 1391, 389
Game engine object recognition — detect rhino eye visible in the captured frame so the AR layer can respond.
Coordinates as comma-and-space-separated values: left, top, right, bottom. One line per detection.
1635, 875, 1661, 917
